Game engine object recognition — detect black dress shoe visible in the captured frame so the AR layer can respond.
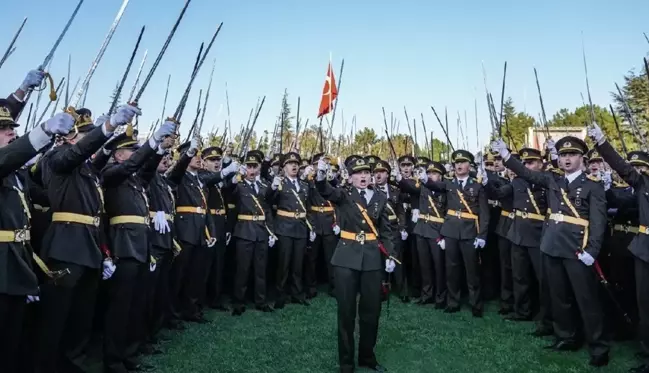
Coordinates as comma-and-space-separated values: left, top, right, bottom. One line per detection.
589, 353, 609, 367
630, 364, 649, 373
231, 305, 245, 316
307, 290, 318, 299
255, 304, 274, 313
359, 362, 387, 372
184, 315, 210, 324
498, 307, 513, 315
505, 314, 531, 322
444, 306, 460, 314
544, 339, 580, 351
434, 302, 446, 310
472, 308, 483, 318
530, 326, 553, 338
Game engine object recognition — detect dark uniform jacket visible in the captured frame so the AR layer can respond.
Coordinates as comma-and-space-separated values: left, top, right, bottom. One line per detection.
308, 180, 337, 236
398, 179, 445, 239
0, 135, 44, 295
424, 176, 490, 241
596, 141, 649, 263
374, 183, 406, 235
102, 142, 159, 263
272, 177, 312, 239
505, 157, 607, 259
228, 177, 275, 242
41, 126, 110, 269
605, 183, 637, 257
316, 180, 395, 271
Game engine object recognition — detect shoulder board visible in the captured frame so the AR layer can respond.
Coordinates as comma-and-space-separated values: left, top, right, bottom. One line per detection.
613, 181, 630, 188
444, 175, 453, 180
586, 174, 599, 182
259, 182, 267, 188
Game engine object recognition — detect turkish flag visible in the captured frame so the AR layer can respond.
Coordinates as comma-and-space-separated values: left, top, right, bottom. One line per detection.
317, 62, 338, 118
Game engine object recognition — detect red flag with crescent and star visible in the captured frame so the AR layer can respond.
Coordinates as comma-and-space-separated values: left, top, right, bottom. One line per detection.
317, 62, 338, 118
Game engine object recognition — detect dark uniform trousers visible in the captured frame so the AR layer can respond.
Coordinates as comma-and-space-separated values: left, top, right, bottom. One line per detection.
417, 235, 446, 305
206, 239, 227, 307
276, 235, 307, 302
334, 266, 383, 370
511, 244, 551, 328
0, 294, 26, 373
35, 261, 100, 373
233, 238, 269, 306
636, 258, 649, 360
150, 250, 174, 336
181, 243, 211, 317
306, 233, 338, 294
445, 238, 482, 310
498, 236, 514, 310
390, 237, 405, 296
405, 233, 420, 298
543, 253, 608, 357
169, 243, 192, 319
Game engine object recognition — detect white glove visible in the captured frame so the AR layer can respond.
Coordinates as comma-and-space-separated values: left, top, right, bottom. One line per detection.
231, 175, 239, 184
153, 120, 176, 142
271, 176, 282, 190
332, 224, 340, 235
587, 122, 605, 145
304, 165, 314, 176
400, 230, 408, 241
309, 231, 316, 242
94, 114, 110, 129
187, 136, 199, 157
102, 259, 116, 280
43, 112, 75, 135
578, 251, 595, 266
149, 262, 157, 272
316, 159, 327, 181
393, 168, 402, 182
268, 235, 276, 247
490, 139, 510, 160
474, 238, 486, 249
438, 238, 446, 250
110, 104, 141, 127
238, 164, 247, 176
226, 232, 232, 245
601, 170, 612, 191
385, 259, 396, 273
546, 139, 558, 160
20, 69, 45, 92
221, 161, 238, 178
418, 168, 428, 183
26, 295, 40, 304
411, 209, 420, 223
153, 211, 170, 234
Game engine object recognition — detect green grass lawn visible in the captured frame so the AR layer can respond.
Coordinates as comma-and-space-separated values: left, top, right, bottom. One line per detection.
147, 295, 639, 373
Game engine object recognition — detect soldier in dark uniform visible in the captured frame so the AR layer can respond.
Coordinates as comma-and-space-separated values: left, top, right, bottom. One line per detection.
589, 123, 649, 371
270, 151, 313, 308
482, 152, 504, 301
228, 151, 276, 315
100, 120, 174, 373
417, 150, 489, 317
396, 154, 416, 302
306, 153, 340, 297
0, 91, 73, 373
315, 157, 396, 373
493, 136, 609, 367
34, 104, 139, 373
398, 160, 447, 307
586, 148, 604, 175
373, 159, 406, 301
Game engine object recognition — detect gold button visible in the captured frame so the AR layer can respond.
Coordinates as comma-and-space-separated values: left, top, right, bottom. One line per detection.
361, 220, 366, 224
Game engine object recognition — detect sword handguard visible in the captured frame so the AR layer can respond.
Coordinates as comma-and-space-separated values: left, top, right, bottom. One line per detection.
45, 72, 57, 101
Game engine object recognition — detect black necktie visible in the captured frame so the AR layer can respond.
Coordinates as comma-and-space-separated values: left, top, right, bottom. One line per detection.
360, 190, 366, 203
459, 180, 464, 189
564, 177, 569, 190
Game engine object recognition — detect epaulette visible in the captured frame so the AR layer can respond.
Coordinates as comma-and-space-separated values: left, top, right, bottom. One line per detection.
613, 181, 630, 188
259, 182, 267, 188
444, 174, 454, 180
586, 174, 600, 182
550, 168, 564, 176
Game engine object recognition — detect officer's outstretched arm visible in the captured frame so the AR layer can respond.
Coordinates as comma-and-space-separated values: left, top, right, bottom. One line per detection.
596, 140, 643, 188
586, 182, 607, 258
424, 179, 448, 193
49, 126, 109, 174
315, 179, 345, 205
398, 178, 422, 195
503, 156, 550, 188
166, 152, 192, 186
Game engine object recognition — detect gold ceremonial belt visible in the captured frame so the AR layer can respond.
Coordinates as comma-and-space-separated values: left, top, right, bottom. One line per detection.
613, 224, 638, 234
420, 214, 444, 224
515, 210, 545, 221
149, 211, 173, 221
311, 206, 334, 213
0, 229, 31, 243
52, 212, 100, 227
340, 230, 377, 244
210, 209, 226, 215
277, 210, 306, 219
446, 209, 478, 221
388, 214, 397, 221
227, 204, 236, 209
639, 225, 649, 235
176, 206, 206, 214
501, 210, 514, 219
33, 204, 50, 212
109, 215, 150, 226
488, 199, 501, 207
549, 213, 589, 227
237, 214, 265, 222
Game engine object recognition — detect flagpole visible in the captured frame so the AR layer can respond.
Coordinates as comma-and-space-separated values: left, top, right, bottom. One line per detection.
328, 58, 345, 154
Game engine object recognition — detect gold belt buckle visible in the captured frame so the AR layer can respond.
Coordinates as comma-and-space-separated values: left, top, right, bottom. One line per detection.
93, 216, 101, 227
508, 212, 515, 219
294, 212, 301, 219
520, 211, 529, 219
554, 214, 564, 224
623, 225, 631, 233
319, 206, 325, 213
455, 210, 462, 218
14, 229, 27, 242
252, 215, 259, 221
144, 216, 150, 225
356, 231, 366, 245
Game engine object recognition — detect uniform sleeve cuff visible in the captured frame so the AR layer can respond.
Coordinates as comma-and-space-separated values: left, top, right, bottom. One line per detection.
148, 137, 159, 151
101, 123, 114, 137
12, 93, 24, 103
28, 125, 52, 151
